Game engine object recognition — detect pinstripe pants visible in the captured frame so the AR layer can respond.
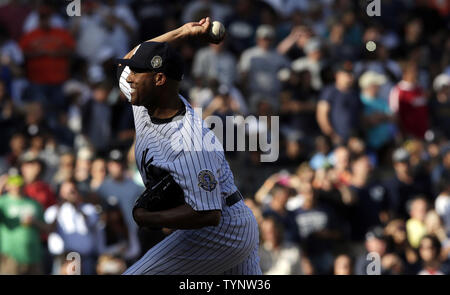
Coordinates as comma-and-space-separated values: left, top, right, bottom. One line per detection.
123, 201, 262, 275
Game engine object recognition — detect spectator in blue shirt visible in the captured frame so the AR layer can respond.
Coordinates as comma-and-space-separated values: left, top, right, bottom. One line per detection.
96, 149, 144, 264
294, 180, 342, 274
262, 183, 300, 245
316, 61, 362, 146
358, 71, 396, 152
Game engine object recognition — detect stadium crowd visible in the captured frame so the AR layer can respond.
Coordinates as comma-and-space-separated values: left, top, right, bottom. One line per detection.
0, 0, 449, 275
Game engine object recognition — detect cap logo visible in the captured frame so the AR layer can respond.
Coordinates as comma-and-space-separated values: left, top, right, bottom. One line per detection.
151, 55, 162, 69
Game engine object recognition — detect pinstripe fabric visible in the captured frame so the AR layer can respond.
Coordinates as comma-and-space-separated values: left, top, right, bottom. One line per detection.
122, 201, 261, 275
118, 53, 261, 275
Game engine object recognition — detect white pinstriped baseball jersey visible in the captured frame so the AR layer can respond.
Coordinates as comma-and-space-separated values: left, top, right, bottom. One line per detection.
118, 44, 261, 275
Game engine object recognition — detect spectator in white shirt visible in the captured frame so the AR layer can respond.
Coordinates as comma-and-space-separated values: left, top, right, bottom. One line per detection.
192, 42, 237, 87
70, 0, 138, 66
291, 38, 325, 91
45, 179, 103, 275
238, 24, 289, 112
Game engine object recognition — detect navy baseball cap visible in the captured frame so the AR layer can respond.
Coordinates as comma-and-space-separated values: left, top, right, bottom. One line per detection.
116, 41, 184, 81
108, 149, 125, 163
333, 60, 354, 74
365, 226, 385, 241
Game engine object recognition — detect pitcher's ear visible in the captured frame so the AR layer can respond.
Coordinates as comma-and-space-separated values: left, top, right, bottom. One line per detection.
154, 73, 166, 86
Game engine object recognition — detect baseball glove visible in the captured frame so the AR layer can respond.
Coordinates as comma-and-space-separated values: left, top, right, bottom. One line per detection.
133, 169, 185, 218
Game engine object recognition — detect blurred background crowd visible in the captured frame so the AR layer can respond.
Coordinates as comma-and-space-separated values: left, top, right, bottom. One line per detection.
0, 0, 449, 275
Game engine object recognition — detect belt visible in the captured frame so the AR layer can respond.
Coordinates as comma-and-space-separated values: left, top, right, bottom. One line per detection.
225, 191, 243, 207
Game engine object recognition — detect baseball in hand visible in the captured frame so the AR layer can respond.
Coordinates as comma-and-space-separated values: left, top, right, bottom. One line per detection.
209, 21, 225, 42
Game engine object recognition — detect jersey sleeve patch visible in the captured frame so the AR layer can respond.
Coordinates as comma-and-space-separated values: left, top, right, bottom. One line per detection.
197, 170, 217, 192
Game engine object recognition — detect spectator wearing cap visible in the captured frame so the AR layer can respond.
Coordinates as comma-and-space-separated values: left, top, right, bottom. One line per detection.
388, 61, 429, 139
384, 148, 432, 219
291, 37, 325, 91
0, 174, 48, 274
44, 179, 103, 275
96, 149, 144, 264
353, 26, 402, 99
316, 61, 363, 145
97, 193, 130, 268
429, 73, 450, 139
354, 226, 388, 275
359, 71, 396, 154
238, 24, 290, 112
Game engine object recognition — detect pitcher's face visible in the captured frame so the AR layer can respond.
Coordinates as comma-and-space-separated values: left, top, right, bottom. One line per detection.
126, 70, 155, 106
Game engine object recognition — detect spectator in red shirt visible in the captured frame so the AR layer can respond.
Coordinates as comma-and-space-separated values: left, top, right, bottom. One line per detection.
20, 153, 57, 210
19, 5, 74, 85
389, 62, 429, 139
19, 5, 75, 127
